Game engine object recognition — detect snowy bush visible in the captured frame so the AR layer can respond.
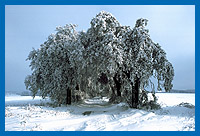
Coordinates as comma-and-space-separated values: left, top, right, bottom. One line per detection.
178, 102, 195, 109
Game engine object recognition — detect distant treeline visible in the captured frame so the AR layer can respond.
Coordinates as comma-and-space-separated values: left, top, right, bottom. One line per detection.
156, 89, 195, 93
170, 89, 195, 93
5, 91, 41, 96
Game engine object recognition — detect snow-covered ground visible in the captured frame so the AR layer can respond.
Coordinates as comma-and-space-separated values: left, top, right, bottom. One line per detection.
5, 93, 195, 131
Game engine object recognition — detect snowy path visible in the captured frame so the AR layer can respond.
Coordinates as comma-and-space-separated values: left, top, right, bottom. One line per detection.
5, 93, 195, 131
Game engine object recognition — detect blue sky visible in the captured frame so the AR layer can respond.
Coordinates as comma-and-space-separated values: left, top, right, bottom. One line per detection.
5, 5, 195, 92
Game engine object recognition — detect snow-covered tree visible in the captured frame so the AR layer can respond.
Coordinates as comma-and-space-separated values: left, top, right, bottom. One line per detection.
79, 11, 124, 99
119, 18, 174, 108
25, 11, 174, 108
25, 24, 80, 105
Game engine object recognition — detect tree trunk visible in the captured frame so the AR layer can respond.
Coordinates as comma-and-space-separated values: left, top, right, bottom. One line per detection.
113, 76, 121, 97
66, 88, 71, 105
109, 86, 117, 102
132, 77, 140, 108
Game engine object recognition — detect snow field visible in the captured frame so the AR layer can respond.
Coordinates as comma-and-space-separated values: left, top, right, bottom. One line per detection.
5, 93, 195, 131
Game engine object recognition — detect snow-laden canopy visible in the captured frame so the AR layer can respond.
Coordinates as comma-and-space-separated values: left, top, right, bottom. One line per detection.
25, 11, 174, 108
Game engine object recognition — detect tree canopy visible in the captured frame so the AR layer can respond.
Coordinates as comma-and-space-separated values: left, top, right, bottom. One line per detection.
25, 11, 174, 108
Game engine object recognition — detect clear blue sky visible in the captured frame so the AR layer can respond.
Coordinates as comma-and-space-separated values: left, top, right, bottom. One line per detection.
5, 5, 195, 92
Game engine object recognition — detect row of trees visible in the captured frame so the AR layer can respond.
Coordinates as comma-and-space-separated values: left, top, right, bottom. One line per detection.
25, 11, 174, 108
